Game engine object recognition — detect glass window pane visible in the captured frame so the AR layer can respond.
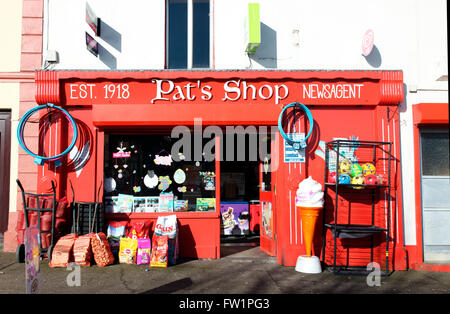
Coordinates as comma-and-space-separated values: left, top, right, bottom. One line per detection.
422, 178, 450, 207
168, 0, 188, 69
104, 134, 216, 213
193, 0, 210, 68
421, 131, 450, 176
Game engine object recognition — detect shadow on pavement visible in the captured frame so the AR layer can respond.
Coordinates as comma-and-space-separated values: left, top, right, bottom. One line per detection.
140, 277, 193, 294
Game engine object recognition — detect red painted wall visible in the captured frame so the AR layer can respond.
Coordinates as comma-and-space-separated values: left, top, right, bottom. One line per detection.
410, 103, 449, 272
24, 70, 405, 268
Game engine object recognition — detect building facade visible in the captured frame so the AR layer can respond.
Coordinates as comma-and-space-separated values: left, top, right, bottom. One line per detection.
3, 0, 448, 272
1, 0, 44, 251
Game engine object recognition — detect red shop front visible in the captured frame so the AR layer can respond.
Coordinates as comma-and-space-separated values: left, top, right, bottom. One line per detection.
30, 69, 405, 269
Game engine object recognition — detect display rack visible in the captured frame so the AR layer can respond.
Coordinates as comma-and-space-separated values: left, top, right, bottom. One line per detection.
321, 140, 393, 276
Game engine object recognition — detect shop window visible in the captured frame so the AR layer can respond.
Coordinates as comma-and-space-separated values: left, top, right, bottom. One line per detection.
420, 131, 449, 176
166, 0, 210, 69
104, 134, 216, 213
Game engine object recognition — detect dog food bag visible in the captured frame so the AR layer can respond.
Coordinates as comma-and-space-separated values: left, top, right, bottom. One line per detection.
154, 215, 178, 265
107, 221, 128, 261
136, 238, 152, 265
126, 221, 150, 239
119, 237, 138, 264
150, 235, 168, 267
91, 232, 115, 267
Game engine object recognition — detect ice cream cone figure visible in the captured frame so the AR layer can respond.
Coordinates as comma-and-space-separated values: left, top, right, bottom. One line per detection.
295, 176, 324, 258
298, 206, 322, 257
295, 177, 324, 274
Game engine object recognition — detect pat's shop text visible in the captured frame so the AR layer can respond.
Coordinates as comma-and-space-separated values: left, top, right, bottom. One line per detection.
178, 297, 270, 311
68, 79, 365, 104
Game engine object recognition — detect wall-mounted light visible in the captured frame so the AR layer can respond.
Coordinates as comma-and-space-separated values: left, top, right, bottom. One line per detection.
45, 50, 59, 63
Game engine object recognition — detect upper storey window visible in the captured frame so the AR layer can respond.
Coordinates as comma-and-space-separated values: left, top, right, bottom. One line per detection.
167, 0, 210, 69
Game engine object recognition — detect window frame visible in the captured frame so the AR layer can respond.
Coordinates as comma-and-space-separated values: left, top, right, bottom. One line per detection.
165, 0, 213, 70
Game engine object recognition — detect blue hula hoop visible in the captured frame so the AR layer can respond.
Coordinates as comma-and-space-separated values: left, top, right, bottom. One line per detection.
278, 102, 314, 149
17, 103, 78, 167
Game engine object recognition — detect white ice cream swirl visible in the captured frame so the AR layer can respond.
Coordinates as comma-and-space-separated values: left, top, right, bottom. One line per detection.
295, 176, 324, 208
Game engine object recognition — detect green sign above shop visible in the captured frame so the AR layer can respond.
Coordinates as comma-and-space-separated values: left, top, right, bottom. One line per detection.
245, 3, 261, 53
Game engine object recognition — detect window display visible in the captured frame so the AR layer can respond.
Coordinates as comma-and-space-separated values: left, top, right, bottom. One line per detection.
104, 134, 216, 213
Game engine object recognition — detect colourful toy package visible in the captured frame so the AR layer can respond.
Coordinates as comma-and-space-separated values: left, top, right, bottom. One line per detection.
196, 198, 216, 211
339, 159, 352, 175
350, 164, 363, 177
338, 174, 351, 184
362, 163, 376, 176
364, 174, 379, 185
350, 175, 365, 189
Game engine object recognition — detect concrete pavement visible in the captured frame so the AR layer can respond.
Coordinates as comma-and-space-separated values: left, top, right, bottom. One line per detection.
1, 243, 450, 295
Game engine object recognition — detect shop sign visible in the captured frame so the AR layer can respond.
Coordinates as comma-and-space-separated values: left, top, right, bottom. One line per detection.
244, 3, 260, 53
284, 133, 305, 163
85, 32, 98, 57
66, 79, 371, 106
86, 2, 101, 36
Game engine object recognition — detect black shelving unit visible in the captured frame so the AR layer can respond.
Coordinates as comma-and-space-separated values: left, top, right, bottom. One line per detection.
321, 140, 392, 276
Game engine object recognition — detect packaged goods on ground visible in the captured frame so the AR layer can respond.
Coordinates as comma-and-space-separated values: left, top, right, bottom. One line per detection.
154, 215, 178, 265
73, 233, 94, 266
137, 238, 152, 265
119, 237, 138, 264
90, 232, 115, 267
150, 235, 169, 267
49, 233, 77, 268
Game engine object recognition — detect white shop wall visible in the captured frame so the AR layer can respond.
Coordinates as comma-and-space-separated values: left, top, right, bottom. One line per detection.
47, 0, 447, 84
47, 0, 165, 69
46, 0, 448, 246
